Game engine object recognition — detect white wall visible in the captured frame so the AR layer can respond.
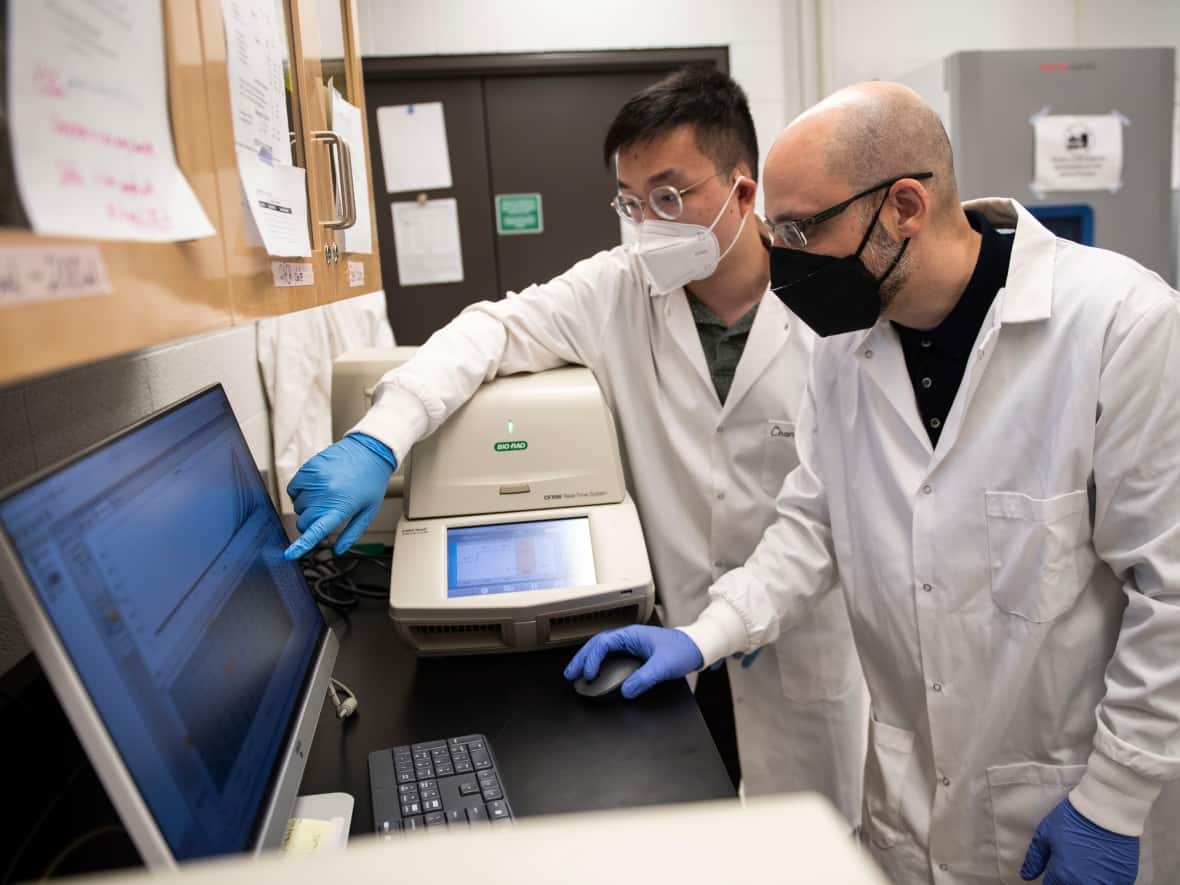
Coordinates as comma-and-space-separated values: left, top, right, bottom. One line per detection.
818, 0, 1077, 91
355, 0, 1179, 177
0, 326, 272, 676
355, 0, 794, 180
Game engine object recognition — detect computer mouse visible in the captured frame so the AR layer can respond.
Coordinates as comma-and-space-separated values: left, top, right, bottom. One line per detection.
573, 653, 644, 698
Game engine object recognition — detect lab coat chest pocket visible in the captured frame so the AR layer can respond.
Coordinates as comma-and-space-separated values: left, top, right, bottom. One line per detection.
985, 490, 1090, 622
863, 711, 915, 850
987, 761, 1086, 883
760, 420, 798, 496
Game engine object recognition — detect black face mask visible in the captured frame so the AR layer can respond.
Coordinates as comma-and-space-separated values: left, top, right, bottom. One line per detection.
770, 199, 909, 338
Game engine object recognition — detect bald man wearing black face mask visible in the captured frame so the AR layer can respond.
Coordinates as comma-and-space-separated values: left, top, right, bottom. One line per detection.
569, 81, 1180, 885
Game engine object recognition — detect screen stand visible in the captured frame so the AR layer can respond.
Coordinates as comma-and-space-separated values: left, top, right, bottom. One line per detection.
287, 793, 354, 851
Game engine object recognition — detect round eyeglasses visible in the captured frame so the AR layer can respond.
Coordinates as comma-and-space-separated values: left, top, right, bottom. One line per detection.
610, 171, 727, 224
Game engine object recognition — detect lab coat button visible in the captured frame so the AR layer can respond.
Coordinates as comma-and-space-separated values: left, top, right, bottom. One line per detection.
716, 491, 726, 500
863, 349, 874, 359
940, 864, 949, 872
921, 484, 933, 495
932, 682, 943, 692
929, 417, 942, 429
941, 776, 951, 787
921, 376, 933, 389
922, 583, 933, 592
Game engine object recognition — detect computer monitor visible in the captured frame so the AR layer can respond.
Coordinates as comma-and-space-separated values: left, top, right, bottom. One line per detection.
0, 385, 338, 870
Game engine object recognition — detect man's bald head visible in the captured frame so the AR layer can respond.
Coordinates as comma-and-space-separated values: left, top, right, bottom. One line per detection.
771, 82, 959, 221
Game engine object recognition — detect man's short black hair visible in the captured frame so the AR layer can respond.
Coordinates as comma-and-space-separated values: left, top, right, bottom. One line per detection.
603, 66, 759, 181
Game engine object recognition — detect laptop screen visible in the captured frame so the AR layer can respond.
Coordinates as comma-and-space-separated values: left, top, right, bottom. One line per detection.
0, 387, 324, 860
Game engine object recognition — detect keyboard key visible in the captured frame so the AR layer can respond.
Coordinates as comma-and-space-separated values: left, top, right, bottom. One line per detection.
459, 780, 481, 796
471, 753, 492, 770
451, 735, 483, 745
454, 761, 474, 773
423, 798, 442, 812
435, 764, 455, 776
397, 772, 415, 784
466, 741, 486, 752
424, 812, 447, 828
486, 800, 509, 819
401, 802, 421, 815
412, 750, 432, 762
446, 809, 465, 825
418, 779, 438, 790
482, 786, 503, 801
466, 805, 487, 823
403, 816, 424, 832
379, 819, 402, 834
413, 740, 447, 751
477, 769, 498, 782
420, 788, 440, 801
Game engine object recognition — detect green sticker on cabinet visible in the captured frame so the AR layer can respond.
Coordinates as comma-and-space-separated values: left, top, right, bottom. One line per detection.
495, 193, 543, 235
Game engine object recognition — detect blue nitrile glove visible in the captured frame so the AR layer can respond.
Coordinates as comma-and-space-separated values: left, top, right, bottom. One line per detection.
563, 625, 704, 699
707, 647, 763, 671
283, 433, 397, 560
735, 647, 763, 668
1020, 798, 1139, 884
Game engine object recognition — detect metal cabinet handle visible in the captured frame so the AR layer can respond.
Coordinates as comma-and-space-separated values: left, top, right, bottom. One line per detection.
335, 135, 357, 231
312, 130, 357, 231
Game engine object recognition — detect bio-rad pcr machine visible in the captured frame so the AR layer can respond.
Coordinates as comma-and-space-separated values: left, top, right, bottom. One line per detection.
389, 367, 655, 655
0, 386, 350, 869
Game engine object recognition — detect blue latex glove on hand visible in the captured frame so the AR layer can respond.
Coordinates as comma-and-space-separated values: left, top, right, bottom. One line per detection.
1020, 798, 1139, 884
563, 625, 704, 699
708, 647, 763, 671
283, 433, 396, 560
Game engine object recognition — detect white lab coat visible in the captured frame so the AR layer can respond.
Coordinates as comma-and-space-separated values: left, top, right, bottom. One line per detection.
682, 198, 1180, 884
352, 246, 866, 819
257, 289, 395, 512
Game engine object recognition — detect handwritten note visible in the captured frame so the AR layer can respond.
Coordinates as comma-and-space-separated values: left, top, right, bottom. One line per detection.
8, 2, 215, 242
281, 816, 345, 855
0, 246, 111, 307
220, 0, 293, 166
272, 261, 314, 287
347, 260, 365, 287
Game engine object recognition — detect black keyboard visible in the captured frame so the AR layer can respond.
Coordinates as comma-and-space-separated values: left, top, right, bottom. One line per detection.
368, 734, 513, 834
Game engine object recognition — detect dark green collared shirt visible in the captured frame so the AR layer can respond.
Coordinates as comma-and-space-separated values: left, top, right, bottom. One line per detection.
687, 293, 759, 405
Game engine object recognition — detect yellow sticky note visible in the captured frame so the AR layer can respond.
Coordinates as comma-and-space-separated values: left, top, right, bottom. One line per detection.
281, 817, 335, 855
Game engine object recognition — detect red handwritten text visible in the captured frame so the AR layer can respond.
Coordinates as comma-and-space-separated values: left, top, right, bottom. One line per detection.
52, 116, 156, 156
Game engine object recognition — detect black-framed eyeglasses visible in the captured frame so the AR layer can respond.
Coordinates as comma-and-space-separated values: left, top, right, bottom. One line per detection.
768, 171, 934, 249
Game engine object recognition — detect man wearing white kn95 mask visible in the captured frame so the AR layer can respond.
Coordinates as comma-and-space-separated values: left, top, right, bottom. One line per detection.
283, 67, 866, 823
